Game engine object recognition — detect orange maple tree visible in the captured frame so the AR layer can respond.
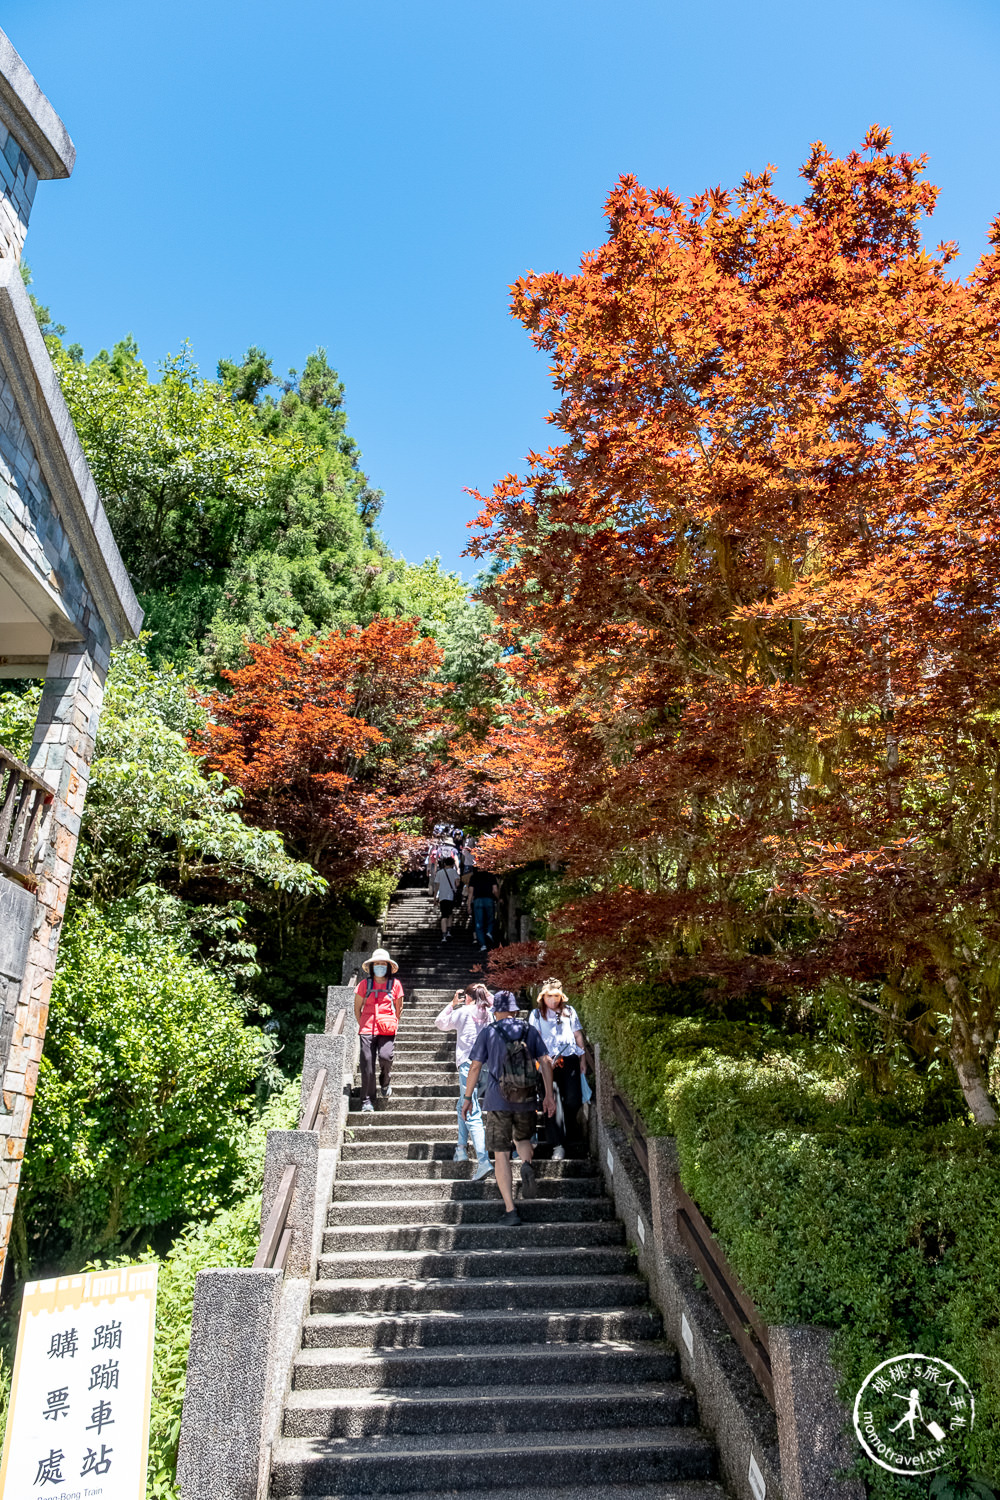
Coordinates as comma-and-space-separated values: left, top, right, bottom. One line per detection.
194, 618, 443, 885
466, 128, 1000, 1122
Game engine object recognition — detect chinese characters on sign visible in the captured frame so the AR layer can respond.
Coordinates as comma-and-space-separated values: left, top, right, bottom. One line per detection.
0, 1265, 158, 1500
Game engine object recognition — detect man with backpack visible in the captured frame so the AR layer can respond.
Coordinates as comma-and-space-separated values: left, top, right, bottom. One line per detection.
462, 991, 556, 1225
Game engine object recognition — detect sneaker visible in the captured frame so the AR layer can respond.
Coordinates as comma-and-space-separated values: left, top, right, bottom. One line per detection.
471, 1155, 493, 1181
518, 1161, 538, 1199
361, 1099, 375, 1113
453, 1146, 469, 1161
552, 1145, 566, 1161
479, 945, 487, 953
380, 1084, 392, 1100
502, 1208, 523, 1227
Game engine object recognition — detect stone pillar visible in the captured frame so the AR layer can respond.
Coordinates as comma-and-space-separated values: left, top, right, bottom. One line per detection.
260, 1128, 319, 1279
0, 638, 107, 1273
771, 1325, 865, 1500
647, 1135, 687, 1257
302, 1032, 349, 1146
176, 1266, 283, 1500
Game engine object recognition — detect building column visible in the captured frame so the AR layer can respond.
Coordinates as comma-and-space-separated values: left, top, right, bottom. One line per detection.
0, 637, 107, 1275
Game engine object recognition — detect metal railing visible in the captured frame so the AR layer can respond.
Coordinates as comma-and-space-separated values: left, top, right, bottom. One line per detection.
0, 746, 52, 891
593, 1043, 775, 1409
252, 1006, 350, 1273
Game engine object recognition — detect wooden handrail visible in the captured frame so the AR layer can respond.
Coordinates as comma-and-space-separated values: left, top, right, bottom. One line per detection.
253, 1164, 297, 1270
675, 1175, 774, 1408
300, 1067, 328, 1133
331, 1008, 346, 1037
0, 745, 52, 892
596, 1038, 774, 1408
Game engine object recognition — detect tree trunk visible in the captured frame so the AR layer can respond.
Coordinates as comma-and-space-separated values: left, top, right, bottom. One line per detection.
945, 993, 998, 1126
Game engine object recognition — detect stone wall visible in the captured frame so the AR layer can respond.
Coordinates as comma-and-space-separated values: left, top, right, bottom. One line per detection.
0, 122, 35, 262
0, 29, 140, 1276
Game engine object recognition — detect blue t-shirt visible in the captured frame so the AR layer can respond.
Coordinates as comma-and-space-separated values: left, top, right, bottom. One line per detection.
469, 1017, 547, 1112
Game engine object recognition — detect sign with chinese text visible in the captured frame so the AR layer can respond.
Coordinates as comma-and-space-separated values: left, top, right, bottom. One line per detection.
0, 1263, 158, 1499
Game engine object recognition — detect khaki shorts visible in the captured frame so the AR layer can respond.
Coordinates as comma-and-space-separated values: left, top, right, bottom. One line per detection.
486, 1109, 536, 1153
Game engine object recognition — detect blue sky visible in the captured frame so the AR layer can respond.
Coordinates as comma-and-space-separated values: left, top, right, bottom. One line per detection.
6, 0, 1000, 577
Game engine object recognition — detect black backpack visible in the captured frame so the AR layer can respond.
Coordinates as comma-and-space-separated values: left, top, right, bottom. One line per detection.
494, 1020, 537, 1106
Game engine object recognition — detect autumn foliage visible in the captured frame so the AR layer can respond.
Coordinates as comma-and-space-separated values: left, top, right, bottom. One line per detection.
195, 618, 442, 885
466, 127, 1000, 1121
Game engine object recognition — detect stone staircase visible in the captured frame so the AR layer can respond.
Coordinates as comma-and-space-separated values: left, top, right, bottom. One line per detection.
269, 880, 726, 1500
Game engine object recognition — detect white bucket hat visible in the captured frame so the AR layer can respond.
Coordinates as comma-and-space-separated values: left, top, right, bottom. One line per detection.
362, 947, 398, 974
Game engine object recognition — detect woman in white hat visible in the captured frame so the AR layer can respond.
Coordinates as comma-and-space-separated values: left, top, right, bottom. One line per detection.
354, 948, 404, 1113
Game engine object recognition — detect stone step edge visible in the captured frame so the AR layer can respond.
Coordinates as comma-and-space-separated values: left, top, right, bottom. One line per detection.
271, 1425, 714, 1459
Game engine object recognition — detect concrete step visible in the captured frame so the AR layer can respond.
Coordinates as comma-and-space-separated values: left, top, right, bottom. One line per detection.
326, 1197, 615, 1226
346, 1108, 458, 1125
281, 1379, 695, 1438
317, 1246, 636, 1280
334, 1155, 598, 1178
343, 1126, 460, 1145
270, 1424, 715, 1494
310, 1274, 652, 1315
330, 1173, 602, 1200
292, 1338, 679, 1391
274, 1484, 726, 1500
301, 1305, 663, 1349
321, 1221, 626, 1253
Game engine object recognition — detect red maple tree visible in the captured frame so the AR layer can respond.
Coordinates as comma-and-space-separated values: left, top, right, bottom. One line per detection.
195, 619, 443, 885
466, 128, 1000, 1122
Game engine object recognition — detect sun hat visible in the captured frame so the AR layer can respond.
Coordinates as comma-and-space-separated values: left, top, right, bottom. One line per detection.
362, 947, 398, 974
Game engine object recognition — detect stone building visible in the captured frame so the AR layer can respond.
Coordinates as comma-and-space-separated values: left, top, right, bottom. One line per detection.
0, 30, 142, 1274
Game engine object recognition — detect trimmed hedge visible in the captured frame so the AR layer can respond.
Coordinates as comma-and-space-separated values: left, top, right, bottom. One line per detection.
578, 981, 1000, 1497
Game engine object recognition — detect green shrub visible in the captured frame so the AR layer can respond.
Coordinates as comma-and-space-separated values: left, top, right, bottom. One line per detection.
143, 1076, 299, 1498
16, 908, 265, 1269
578, 982, 1000, 1497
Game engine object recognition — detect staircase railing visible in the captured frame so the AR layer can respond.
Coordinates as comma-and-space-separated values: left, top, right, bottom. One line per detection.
585, 1036, 774, 1409
251, 1011, 347, 1271
0, 745, 52, 891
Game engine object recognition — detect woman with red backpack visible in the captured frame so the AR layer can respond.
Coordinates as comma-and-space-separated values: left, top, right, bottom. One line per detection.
354, 947, 404, 1112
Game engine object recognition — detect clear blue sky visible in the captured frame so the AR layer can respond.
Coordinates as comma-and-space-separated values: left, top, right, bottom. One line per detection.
6, 0, 1000, 577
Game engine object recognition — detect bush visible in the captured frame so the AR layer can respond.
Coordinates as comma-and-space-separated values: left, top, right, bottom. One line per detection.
143, 1076, 299, 1498
16, 908, 265, 1270
577, 982, 1000, 1497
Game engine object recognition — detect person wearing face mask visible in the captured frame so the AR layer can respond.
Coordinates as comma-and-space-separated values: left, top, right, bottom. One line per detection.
354, 948, 404, 1113
435, 983, 493, 1178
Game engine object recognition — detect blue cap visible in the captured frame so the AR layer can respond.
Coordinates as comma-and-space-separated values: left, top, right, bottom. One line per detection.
492, 990, 518, 1012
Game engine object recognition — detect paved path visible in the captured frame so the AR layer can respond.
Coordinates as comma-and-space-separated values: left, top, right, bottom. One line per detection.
270, 881, 727, 1499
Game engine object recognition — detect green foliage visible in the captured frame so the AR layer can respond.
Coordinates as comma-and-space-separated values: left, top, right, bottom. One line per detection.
79, 640, 323, 909
580, 984, 1000, 1496
15, 909, 266, 1270
142, 1077, 299, 1498
52, 339, 314, 662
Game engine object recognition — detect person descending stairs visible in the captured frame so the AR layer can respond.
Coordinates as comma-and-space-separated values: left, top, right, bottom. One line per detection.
269, 877, 728, 1499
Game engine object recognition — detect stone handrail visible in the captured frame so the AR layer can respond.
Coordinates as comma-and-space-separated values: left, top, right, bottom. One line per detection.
588, 1036, 863, 1500
177, 989, 360, 1500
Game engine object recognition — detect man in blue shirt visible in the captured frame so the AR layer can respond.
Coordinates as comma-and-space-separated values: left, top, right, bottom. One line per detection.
463, 991, 556, 1225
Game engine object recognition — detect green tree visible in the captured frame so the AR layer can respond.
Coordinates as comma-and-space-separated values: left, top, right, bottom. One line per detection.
13, 909, 265, 1271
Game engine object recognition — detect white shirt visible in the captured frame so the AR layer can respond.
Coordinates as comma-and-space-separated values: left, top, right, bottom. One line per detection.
529, 1004, 584, 1058
435, 1001, 491, 1065
434, 865, 460, 900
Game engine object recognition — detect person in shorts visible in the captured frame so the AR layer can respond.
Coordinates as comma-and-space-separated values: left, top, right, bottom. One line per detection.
462, 991, 555, 1225
434, 852, 461, 943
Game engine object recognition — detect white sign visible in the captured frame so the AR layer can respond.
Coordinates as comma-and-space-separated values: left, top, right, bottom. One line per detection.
0, 1264, 158, 1500
636, 1215, 645, 1244
681, 1312, 694, 1355
748, 1451, 766, 1500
